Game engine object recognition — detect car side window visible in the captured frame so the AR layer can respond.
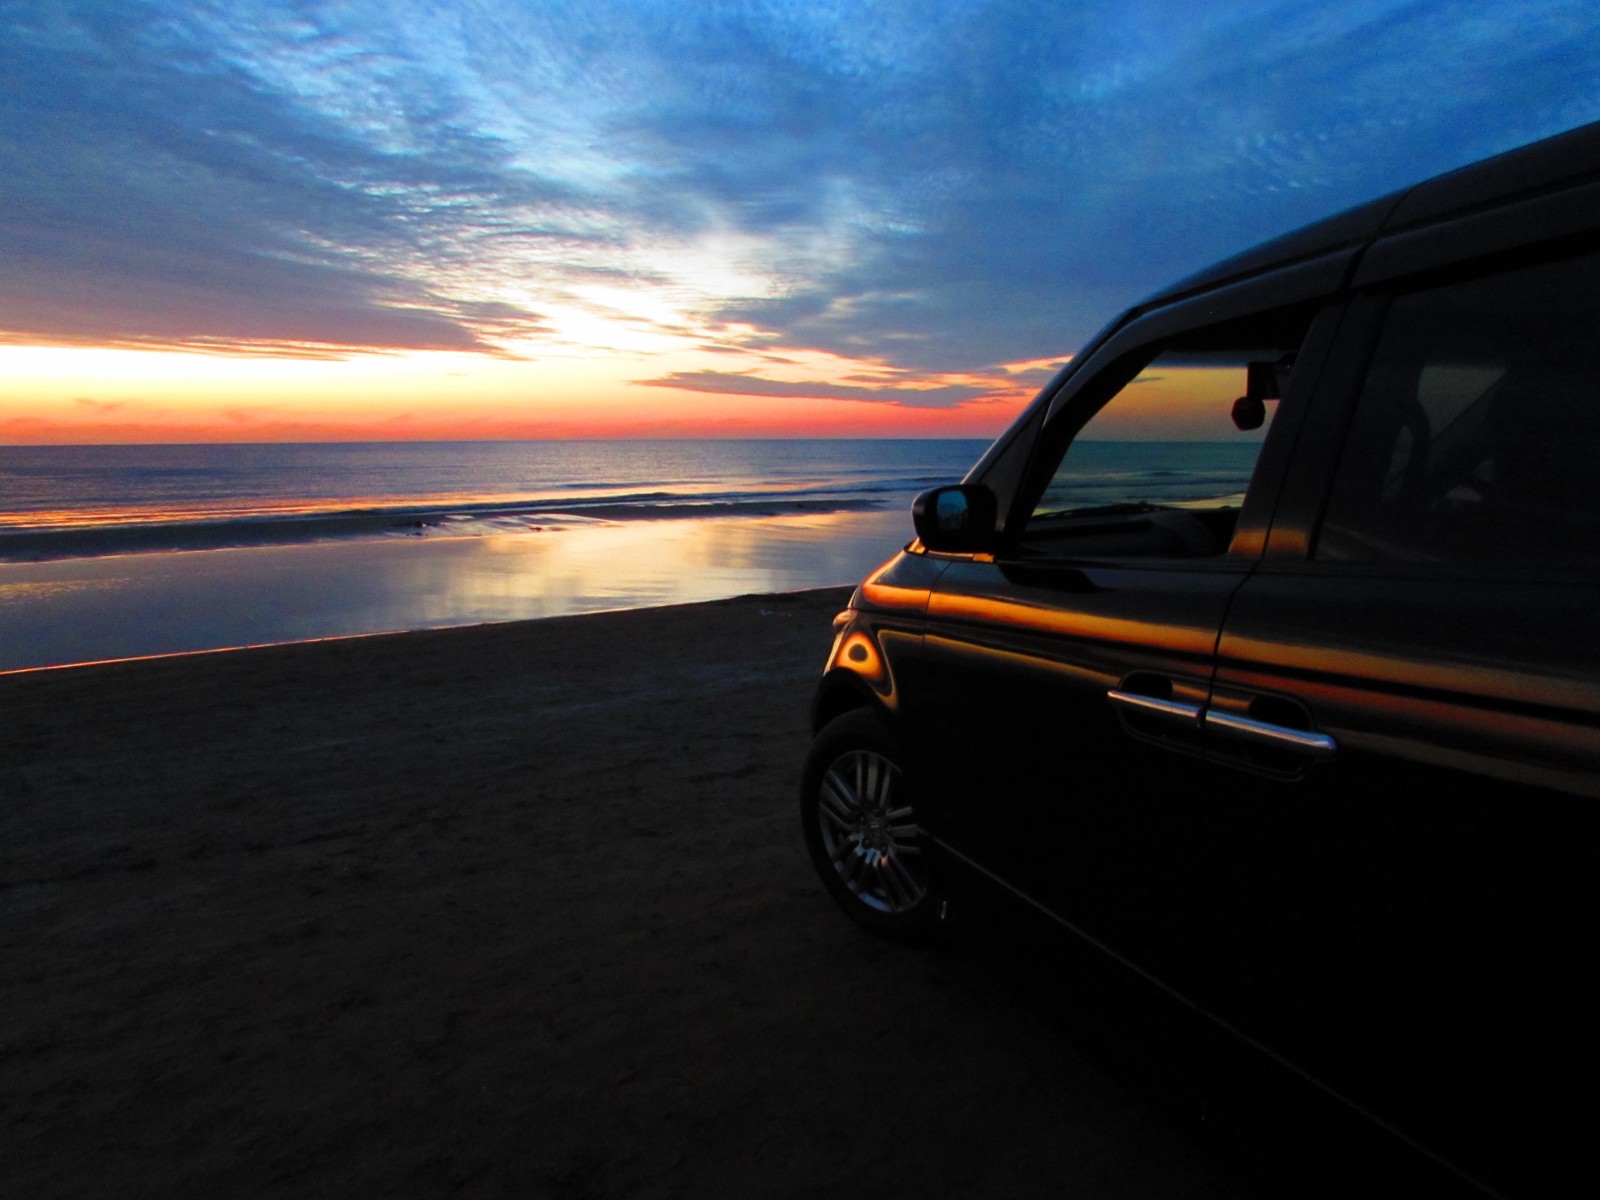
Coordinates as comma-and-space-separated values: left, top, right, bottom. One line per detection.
1316, 249, 1600, 568
1017, 317, 1309, 559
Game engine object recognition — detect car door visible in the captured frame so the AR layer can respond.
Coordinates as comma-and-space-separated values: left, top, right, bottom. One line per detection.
1203, 236, 1600, 1197
898, 258, 1349, 999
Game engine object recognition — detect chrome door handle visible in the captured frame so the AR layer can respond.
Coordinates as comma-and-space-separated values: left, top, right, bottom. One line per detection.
1203, 710, 1337, 759
1106, 690, 1204, 726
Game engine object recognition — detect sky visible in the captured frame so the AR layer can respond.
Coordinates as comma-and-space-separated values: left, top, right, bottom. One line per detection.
3, 1, 1599, 443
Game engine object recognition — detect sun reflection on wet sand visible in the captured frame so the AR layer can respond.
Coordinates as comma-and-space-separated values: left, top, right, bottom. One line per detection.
0, 508, 911, 671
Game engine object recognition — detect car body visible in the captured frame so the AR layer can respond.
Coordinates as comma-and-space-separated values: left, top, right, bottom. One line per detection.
800, 119, 1600, 1199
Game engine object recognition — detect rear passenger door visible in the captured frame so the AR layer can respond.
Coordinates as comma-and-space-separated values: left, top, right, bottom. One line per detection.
1205, 240, 1600, 1196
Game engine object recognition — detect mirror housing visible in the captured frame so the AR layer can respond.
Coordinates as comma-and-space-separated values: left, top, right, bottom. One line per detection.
912, 484, 999, 554
1231, 394, 1267, 431
1232, 357, 1289, 430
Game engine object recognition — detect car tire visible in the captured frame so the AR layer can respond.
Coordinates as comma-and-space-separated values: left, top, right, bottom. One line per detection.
800, 707, 940, 941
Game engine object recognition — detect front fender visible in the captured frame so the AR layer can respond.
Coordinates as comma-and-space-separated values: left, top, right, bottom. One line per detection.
809, 549, 950, 734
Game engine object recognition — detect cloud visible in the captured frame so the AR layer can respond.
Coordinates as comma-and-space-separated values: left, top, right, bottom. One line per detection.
2, 1, 1599, 373
0, 1, 578, 354
640, 369, 1002, 408
704, 2, 1600, 369
1004, 364, 1071, 389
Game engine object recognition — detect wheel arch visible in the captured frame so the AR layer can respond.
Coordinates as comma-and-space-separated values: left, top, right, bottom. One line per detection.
810, 671, 890, 737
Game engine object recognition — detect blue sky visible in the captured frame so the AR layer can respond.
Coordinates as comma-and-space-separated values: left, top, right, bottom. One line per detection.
3, 1, 1599, 438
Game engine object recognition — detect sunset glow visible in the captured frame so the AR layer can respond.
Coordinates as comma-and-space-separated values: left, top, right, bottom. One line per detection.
0, 339, 1037, 442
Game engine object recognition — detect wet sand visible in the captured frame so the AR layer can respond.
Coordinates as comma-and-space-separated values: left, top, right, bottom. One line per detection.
0, 508, 916, 672
1, 589, 1241, 1198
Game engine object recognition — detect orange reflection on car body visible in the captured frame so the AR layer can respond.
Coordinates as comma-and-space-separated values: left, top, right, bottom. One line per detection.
823, 623, 894, 698
929, 588, 1217, 656
858, 559, 932, 613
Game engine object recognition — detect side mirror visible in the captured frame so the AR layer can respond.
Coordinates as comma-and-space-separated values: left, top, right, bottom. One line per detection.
912, 484, 998, 554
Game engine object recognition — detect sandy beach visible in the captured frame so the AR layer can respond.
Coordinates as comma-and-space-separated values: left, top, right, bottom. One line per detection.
1, 588, 1279, 1198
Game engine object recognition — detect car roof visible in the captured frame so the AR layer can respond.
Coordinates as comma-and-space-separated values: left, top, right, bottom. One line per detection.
1140, 117, 1600, 312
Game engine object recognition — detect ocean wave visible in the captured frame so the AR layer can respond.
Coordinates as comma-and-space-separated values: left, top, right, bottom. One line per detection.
0, 491, 894, 563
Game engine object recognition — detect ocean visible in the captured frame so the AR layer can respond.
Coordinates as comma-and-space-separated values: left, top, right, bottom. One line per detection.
0, 439, 1257, 671
0, 440, 988, 557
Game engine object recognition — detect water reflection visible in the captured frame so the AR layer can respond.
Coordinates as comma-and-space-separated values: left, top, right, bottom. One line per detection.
0, 508, 912, 671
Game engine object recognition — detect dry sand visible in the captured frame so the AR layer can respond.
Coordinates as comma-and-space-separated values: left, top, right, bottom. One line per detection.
2, 588, 1250, 1198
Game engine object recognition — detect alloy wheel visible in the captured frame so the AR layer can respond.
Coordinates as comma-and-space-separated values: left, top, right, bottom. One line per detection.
815, 748, 927, 914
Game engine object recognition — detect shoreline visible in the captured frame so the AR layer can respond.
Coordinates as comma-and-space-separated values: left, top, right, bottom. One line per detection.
0, 583, 861, 679
0, 587, 1239, 1198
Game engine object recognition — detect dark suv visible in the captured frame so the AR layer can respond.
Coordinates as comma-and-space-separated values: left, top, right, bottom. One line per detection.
801, 120, 1600, 1198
